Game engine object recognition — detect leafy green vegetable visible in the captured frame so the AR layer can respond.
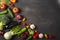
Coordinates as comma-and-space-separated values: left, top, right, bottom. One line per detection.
10, 25, 20, 35
0, 15, 9, 25
0, 0, 9, 5
0, 15, 9, 30
0, 22, 4, 30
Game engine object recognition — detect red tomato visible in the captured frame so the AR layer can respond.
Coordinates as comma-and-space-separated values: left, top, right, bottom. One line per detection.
0, 4, 7, 10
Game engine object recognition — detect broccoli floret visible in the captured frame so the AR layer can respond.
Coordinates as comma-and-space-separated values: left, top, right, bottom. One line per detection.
0, 15, 10, 30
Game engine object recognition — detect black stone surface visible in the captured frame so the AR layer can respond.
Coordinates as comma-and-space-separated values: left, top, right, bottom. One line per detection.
0, 0, 60, 40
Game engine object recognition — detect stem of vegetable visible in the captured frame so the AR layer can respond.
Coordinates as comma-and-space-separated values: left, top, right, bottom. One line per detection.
0, 22, 4, 30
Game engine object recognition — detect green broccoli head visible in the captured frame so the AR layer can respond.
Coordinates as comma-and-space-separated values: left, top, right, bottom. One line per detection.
0, 15, 10, 30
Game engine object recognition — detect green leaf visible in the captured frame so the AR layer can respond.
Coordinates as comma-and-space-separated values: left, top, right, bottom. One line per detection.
0, 0, 9, 5
0, 15, 9, 30
0, 15, 9, 25
0, 22, 4, 30
10, 25, 20, 35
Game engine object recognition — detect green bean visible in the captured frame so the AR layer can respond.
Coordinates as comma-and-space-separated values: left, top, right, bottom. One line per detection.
26, 36, 32, 40
7, 8, 14, 18
0, 10, 8, 15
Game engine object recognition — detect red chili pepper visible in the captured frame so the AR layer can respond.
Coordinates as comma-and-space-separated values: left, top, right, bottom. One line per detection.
49, 35, 55, 39
33, 31, 40, 39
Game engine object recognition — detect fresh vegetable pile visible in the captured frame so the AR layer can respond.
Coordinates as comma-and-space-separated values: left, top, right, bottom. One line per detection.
0, 0, 55, 40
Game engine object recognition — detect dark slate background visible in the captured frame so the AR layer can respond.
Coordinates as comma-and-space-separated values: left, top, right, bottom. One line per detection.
0, 0, 60, 40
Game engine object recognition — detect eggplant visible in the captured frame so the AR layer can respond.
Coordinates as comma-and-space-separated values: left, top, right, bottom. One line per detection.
5, 21, 18, 29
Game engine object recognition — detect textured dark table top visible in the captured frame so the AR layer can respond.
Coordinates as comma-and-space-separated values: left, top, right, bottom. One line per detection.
0, 0, 60, 40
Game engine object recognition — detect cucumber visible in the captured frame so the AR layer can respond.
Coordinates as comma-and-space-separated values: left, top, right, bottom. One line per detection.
7, 8, 15, 18
0, 10, 8, 15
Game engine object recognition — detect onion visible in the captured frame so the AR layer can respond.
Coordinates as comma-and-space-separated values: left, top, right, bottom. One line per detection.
4, 25, 20, 40
4, 31, 14, 40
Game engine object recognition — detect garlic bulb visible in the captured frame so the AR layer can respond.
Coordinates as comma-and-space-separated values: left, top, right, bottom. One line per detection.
30, 24, 35, 29
39, 33, 44, 38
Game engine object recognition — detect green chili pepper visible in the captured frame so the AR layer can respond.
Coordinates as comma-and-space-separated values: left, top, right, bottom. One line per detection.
0, 10, 8, 15
26, 36, 32, 40
17, 27, 27, 35
7, 8, 14, 18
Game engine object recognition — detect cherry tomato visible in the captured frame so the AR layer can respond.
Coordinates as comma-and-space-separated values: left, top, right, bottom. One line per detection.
16, 15, 22, 20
